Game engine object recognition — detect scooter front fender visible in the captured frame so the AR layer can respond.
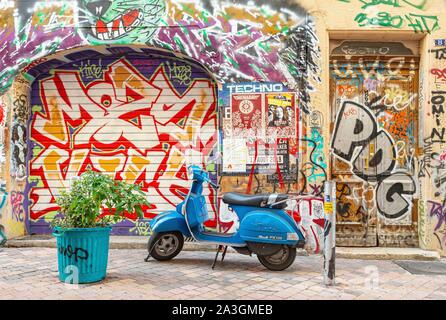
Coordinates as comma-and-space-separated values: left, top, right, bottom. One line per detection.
149, 210, 191, 237
239, 210, 304, 246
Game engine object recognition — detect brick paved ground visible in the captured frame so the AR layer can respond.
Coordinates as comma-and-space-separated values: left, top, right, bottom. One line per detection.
1, 247, 446, 300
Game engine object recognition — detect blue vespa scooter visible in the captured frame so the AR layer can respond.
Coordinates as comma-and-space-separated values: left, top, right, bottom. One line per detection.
145, 165, 306, 271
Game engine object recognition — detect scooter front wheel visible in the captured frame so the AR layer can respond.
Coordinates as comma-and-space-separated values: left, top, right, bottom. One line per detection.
257, 245, 296, 271
149, 232, 184, 261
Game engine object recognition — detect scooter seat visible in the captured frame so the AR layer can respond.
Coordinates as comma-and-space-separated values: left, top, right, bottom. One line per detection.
222, 192, 289, 209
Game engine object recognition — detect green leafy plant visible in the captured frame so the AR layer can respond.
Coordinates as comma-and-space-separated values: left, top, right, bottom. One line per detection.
51, 170, 152, 229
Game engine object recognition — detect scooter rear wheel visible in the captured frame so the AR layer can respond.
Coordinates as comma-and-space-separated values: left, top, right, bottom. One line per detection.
257, 245, 296, 271
150, 232, 184, 261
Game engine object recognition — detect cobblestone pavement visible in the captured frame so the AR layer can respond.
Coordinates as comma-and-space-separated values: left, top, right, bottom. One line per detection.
1, 247, 446, 300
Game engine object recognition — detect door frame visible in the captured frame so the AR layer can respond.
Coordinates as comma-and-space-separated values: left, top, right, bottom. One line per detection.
324, 30, 429, 247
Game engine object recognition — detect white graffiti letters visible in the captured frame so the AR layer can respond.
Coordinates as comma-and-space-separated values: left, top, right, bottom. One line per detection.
331, 101, 416, 220
376, 172, 416, 219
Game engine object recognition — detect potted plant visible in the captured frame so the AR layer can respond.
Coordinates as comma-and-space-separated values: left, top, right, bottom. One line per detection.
51, 170, 151, 284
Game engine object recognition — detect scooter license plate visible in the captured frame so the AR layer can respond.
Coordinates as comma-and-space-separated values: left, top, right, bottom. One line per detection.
286, 232, 299, 241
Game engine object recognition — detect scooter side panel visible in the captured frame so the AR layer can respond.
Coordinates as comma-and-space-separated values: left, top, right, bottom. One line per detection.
149, 210, 191, 237
192, 230, 246, 247
238, 210, 302, 245
234, 205, 306, 242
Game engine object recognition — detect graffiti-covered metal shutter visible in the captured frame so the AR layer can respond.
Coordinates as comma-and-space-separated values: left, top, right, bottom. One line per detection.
27, 48, 218, 235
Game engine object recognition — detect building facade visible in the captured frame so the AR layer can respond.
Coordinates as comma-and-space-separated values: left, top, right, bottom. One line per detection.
0, 0, 445, 256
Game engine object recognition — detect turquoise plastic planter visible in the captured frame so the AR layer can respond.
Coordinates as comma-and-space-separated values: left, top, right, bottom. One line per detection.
53, 226, 112, 284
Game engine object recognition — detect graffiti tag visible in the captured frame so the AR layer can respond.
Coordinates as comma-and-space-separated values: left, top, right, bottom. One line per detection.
74, 59, 103, 79
10, 191, 24, 222
166, 62, 192, 86
331, 101, 416, 221
59, 245, 89, 262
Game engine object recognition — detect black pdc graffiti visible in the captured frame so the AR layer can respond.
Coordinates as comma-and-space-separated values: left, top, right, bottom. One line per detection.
59, 245, 89, 262
331, 101, 416, 220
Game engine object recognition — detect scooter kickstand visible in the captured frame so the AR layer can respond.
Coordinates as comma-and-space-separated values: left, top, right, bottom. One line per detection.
221, 246, 228, 262
212, 245, 223, 269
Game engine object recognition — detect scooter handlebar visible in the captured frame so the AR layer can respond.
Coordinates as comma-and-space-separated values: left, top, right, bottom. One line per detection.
188, 164, 218, 189
207, 179, 219, 189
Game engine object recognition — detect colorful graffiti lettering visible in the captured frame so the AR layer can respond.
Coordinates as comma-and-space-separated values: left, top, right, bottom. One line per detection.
296, 198, 325, 254
371, 86, 417, 112
11, 191, 25, 223
428, 201, 446, 232
355, 0, 428, 10
354, 12, 439, 33
431, 68, 446, 83
302, 128, 327, 185
0, 182, 7, 211
166, 61, 192, 86
339, 0, 440, 34
331, 57, 415, 85
331, 60, 382, 83
74, 59, 104, 79
296, 110, 327, 196
427, 200, 446, 246
28, 53, 218, 231
129, 221, 151, 236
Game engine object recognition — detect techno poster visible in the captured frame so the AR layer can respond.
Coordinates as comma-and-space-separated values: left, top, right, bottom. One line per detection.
219, 82, 299, 175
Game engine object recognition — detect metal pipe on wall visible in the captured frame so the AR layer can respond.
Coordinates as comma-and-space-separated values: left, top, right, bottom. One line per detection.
323, 180, 336, 286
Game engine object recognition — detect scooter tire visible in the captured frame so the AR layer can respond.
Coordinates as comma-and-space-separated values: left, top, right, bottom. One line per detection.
149, 232, 184, 261
257, 245, 296, 271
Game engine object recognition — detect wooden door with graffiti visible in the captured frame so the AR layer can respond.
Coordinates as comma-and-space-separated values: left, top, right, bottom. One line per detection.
330, 53, 419, 247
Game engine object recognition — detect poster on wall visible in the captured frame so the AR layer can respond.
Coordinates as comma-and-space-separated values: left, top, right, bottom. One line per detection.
265, 92, 296, 138
231, 94, 263, 138
266, 138, 298, 183
247, 141, 276, 174
219, 82, 299, 176
222, 138, 248, 173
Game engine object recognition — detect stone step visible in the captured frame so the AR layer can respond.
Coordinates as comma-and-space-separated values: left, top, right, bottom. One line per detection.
336, 247, 441, 261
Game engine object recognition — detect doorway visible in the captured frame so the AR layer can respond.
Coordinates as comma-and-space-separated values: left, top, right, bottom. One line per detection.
329, 41, 419, 247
